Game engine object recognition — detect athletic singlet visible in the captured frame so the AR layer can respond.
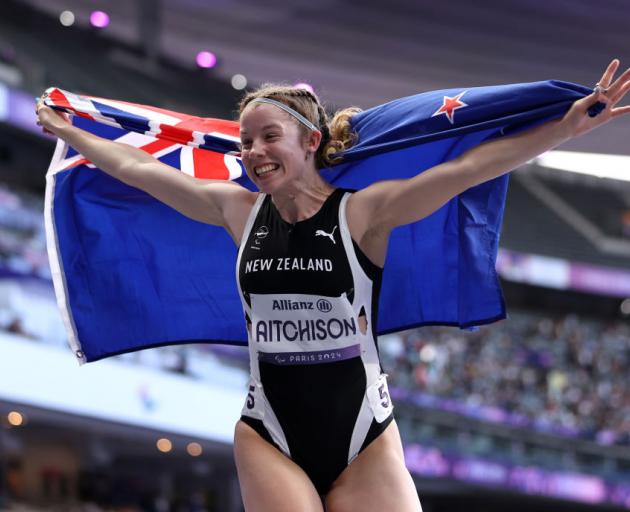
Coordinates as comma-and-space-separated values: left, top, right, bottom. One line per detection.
235, 188, 394, 495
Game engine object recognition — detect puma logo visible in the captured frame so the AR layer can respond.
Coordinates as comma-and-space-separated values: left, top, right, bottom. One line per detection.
315, 226, 337, 244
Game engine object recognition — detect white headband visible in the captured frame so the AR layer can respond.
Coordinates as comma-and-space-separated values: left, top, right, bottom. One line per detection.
249, 97, 319, 132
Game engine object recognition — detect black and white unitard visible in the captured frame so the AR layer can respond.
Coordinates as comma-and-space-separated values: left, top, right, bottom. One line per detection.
236, 188, 394, 495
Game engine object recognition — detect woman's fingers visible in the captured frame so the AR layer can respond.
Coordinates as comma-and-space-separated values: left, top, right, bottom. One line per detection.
611, 105, 630, 118
610, 79, 630, 105
598, 59, 620, 89
34, 94, 59, 134
55, 110, 70, 124
610, 67, 630, 88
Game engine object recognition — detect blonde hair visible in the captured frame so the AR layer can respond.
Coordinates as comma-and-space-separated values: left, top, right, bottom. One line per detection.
238, 84, 361, 168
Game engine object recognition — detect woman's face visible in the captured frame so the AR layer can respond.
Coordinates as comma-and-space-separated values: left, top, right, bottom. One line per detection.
239, 103, 312, 194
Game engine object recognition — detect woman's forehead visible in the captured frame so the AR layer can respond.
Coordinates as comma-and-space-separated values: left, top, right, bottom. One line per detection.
240, 103, 294, 133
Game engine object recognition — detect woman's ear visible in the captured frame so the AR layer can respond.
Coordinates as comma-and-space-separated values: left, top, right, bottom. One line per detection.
305, 130, 322, 152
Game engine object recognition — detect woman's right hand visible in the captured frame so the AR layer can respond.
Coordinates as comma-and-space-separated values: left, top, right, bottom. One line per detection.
36, 99, 71, 135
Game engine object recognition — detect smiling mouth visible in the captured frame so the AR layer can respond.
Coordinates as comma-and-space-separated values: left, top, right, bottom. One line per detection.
254, 163, 279, 177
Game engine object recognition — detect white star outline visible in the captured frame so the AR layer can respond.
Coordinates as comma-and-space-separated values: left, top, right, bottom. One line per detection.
431, 91, 469, 125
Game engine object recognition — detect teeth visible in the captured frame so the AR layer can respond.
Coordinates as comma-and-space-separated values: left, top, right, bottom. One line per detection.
255, 164, 279, 176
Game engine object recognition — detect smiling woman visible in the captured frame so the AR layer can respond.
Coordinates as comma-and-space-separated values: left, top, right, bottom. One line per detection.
36, 58, 630, 512
233, 84, 422, 512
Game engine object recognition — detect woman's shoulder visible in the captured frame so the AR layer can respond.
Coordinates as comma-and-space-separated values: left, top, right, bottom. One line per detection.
217, 186, 261, 245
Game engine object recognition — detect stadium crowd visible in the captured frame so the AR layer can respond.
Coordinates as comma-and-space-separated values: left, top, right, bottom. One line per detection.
0, 184, 49, 280
380, 313, 630, 445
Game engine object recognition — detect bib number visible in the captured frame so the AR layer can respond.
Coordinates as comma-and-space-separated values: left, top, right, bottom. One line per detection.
366, 374, 394, 423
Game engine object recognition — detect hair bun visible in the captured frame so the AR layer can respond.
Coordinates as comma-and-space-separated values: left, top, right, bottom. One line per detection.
321, 107, 362, 167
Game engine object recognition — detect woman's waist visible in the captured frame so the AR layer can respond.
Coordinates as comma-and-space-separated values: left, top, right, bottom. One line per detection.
256, 342, 362, 366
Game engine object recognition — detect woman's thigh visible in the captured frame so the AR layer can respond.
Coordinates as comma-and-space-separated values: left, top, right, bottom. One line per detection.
324, 421, 422, 512
233, 420, 324, 512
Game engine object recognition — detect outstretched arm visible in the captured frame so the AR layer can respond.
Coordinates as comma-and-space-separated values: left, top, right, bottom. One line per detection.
37, 100, 255, 241
352, 59, 630, 235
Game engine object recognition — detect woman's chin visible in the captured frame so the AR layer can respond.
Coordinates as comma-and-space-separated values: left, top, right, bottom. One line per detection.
255, 172, 283, 193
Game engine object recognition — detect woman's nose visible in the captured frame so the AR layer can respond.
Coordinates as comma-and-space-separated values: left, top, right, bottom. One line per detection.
249, 139, 265, 156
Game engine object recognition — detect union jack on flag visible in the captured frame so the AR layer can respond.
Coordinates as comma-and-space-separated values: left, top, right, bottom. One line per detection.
43, 81, 594, 363
44, 87, 244, 180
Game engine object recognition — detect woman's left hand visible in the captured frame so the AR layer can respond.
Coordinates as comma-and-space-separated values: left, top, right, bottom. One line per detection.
561, 59, 630, 139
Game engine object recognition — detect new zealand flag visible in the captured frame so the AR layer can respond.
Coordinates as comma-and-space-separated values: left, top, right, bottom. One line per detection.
43, 81, 593, 363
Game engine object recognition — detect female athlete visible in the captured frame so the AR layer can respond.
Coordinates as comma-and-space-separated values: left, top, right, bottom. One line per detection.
37, 59, 630, 511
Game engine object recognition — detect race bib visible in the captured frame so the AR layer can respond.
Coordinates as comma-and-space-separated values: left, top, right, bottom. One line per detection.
241, 378, 264, 419
366, 373, 394, 423
250, 292, 360, 355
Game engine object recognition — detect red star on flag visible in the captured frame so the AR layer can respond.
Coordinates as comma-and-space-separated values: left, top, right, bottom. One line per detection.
431, 91, 468, 124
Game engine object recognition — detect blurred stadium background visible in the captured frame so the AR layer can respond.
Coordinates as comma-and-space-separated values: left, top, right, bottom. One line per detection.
1, 0, 630, 510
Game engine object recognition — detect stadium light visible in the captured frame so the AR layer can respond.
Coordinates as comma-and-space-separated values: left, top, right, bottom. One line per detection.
7, 411, 23, 426
59, 10, 75, 27
187, 442, 203, 456
196, 51, 217, 69
534, 150, 630, 182
89, 11, 110, 29
231, 74, 247, 90
156, 437, 172, 453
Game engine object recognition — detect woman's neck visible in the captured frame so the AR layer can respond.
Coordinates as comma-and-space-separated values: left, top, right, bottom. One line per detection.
270, 172, 335, 224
